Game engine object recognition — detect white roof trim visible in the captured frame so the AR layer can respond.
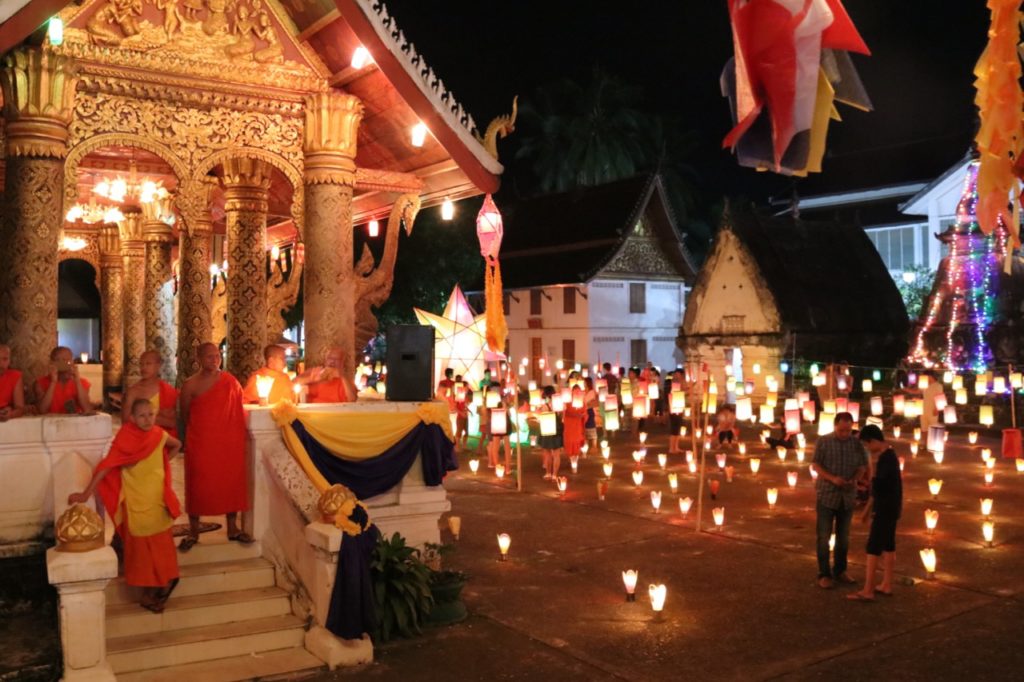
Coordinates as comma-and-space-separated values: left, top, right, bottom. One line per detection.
899, 158, 973, 215
0, 0, 32, 25
779, 182, 927, 214
357, 0, 503, 176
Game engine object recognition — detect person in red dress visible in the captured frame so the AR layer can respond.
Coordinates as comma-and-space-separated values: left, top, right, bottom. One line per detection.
68, 398, 182, 612
0, 344, 25, 421
121, 351, 178, 439
296, 345, 357, 403
562, 385, 587, 459
36, 346, 93, 415
178, 342, 251, 551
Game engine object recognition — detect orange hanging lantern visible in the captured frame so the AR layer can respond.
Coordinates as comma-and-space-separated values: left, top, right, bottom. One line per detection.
476, 194, 507, 353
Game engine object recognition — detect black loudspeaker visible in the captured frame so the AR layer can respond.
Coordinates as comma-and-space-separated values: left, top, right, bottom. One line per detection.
385, 325, 435, 401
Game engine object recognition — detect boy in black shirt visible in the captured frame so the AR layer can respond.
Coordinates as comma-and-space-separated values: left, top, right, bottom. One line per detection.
848, 424, 902, 601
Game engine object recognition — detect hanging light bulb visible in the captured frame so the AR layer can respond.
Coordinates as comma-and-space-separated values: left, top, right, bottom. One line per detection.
441, 197, 455, 220
47, 16, 64, 45
270, 244, 281, 261
411, 122, 428, 147
368, 219, 380, 237
351, 46, 372, 69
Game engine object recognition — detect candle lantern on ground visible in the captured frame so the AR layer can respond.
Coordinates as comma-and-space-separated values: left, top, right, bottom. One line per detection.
712, 507, 725, 529
982, 521, 995, 547
928, 479, 942, 498
668, 473, 678, 492
622, 570, 638, 601
650, 490, 662, 513
766, 488, 778, 510
925, 509, 938, 533
495, 464, 505, 479
749, 457, 761, 474
979, 405, 994, 427
981, 498, 993, 517
632, 470, 644, 487
679, 496, 693, 517
787, 471, 798, 488
469, 458, 480, 474
497, 533, 511, 561
649, 584, 667, 613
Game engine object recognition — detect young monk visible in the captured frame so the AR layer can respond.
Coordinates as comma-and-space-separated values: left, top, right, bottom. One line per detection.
296, 345, 357, 403
178, 342, 251, 551
122, 351, 178, 437
0, 344, 25, 421
68, 398, 182, 612
37, 346, 93, 415
242, 344, 294, 405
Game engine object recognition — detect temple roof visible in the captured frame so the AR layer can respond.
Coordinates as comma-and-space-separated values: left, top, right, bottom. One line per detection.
0, 0, 503, 221
493, 175, 698, 290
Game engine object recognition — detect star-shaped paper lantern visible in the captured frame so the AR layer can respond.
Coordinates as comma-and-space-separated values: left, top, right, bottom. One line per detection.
414, 285, 503, 385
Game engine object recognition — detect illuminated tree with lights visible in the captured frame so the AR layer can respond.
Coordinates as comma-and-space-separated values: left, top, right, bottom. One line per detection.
909, 161, 1010, 371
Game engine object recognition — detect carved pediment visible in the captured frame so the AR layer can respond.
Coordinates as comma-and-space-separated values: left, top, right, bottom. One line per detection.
602, 220, 683, 278
56, 0, 328, 92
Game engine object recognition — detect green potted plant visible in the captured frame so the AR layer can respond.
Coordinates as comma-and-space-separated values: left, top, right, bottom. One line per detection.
422, 542, 468, 626
370, 532, 433, 642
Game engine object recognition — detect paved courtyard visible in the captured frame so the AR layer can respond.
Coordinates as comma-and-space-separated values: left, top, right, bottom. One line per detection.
324, 423, 1024, 681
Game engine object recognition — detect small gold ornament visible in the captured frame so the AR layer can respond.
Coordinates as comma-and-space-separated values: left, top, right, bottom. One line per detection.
55, 504, 105, 553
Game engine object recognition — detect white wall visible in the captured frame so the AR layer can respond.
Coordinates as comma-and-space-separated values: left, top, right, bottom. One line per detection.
505, 278, 687, 379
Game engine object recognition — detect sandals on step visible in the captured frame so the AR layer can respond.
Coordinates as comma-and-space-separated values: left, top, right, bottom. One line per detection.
177, 535, 199, 553
228, 531, 255, 545
156, 577, 180, 608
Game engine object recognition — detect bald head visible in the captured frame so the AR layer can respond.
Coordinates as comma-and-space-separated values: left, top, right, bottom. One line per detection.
140, 350, 162, 379
197, 342, 222, 371
264, 344, 286, 371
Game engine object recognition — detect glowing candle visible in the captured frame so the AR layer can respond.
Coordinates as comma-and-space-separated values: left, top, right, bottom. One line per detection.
738, 443, 747, 455
893, 426, 901, 440
622, 570, 638, 601
925, 509, 938, 533
870, 396, 883, 416
679, 496, 693, 516
979, 405, 994, 427
649, 583, 667, 612
495, 464, 505, 479
255, 375, 275, 406
862, 379, 873, 393
1016, 458, 1024, 473
980, 498, 993, 517
809, 467, 819, 480
497, 533, 511, 561
633, 450, 645, 464
570, 455, 579, 474
914, 427, 922, 442
447, 515, 461, 540
712, 507, 725, 529
469, 458, 480, 474
984, 470, 994, 486
982, 520, 995, 547
943, 405, 957, 424
787, 471, 798, 488
735, 397, 752, 421
749, 457, 761, 474
557, 476, 568, 495
668, 473, 678, 492
981, 447, 992, 461
716, 453, 727, 470
766, 487, 778, 509
632, 470, 644, 487
920, 548, 937, 578
898, 456, 905, 472
650, 490, 662, 513
688, 461, 697, 474
725, 465, 734, 483
603, 462, 613, 478
796, 449, 805, 463
776, 447, 787, 462
910, 442, 919, 456
760, 405, 774, 425
685, 451, 694, 464
818, 413, 835, 436
933, 451, 944, 465
658, 453, 668, 469
928, 479, 942, 498
639, 431, 648, 445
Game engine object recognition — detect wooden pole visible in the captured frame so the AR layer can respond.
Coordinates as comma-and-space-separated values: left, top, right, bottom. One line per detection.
693, 359, 706, 532
1010, 363, 1017, 429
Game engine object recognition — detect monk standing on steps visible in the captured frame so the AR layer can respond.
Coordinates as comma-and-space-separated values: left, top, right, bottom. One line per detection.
242, 344, 293, 404
178, 342, 252, 551
122, 350, 178, 438
68, 398, 182, 613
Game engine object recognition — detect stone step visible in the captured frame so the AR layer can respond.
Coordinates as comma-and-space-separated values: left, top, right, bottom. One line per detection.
114, 647, 325, 682
106, 585, 292, 638
105, 558, 276, 606
175, 539, 263, 567
107, 614, 307, 674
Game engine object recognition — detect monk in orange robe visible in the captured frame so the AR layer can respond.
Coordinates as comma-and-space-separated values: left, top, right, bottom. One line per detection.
0, 344, 25, 421
122, 350, 178, 438
296, 345, 357, 404
178, 342, 251, 551
242, 344, 293, 404
36, 346, 93, 415
68, 398, 182, 612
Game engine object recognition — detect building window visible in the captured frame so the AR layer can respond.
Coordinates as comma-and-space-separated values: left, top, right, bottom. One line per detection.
530, 289, 542, 316
629, 283, 646, 314
630, 339, 647, 366
562, 339, 575, 365
530, 337, 543, 382
866, 224, 921, 272
563, 287, 576, 314
722, 315, 745, 334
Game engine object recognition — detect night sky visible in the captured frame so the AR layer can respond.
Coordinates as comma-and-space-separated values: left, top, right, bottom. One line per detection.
385, 0, 990, 205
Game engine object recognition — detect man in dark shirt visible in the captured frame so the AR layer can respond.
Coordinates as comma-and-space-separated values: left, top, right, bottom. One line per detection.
848, 424, 902, 601
811, 412, 868, 588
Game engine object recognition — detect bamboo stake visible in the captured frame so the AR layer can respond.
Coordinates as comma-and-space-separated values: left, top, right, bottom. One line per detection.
693, 359, 706, 532
1010, 363, 1017, 429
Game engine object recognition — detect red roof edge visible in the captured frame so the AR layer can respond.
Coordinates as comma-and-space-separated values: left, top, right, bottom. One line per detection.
334, 0, 501, 195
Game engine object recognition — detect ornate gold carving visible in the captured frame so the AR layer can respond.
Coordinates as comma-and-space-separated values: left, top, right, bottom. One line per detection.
354, 167, 424, 194
603, 232, 683, 279
143, 208, 176, 382
303, 91, 362, 185
177, 215, 214, 381
474, 96, 518, 162
211, 276, 227, 346
303, 182, 354, 371
55, 504, 105, 553
0, 156, 64, 385
57, 0, 325, 92
222, 158, 270, 382
266, 254, 302, 344
0, 49, 80, 158
120, 210, 146, 384
354, 193, 420, 352
100, 223, 125, 390
58, 231, 102, 291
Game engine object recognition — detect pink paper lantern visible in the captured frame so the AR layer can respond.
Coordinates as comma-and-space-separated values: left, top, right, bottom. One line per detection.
476, 194, 503, 262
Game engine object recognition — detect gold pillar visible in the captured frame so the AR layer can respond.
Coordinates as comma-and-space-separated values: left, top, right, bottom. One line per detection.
119, 210, 146, 386
142, 198, 176, 382
0, 48, 79, 385
222, 158, 271, 384
99, 223, 124, 395
175, 178, 217, 382
302, 92, 363, 372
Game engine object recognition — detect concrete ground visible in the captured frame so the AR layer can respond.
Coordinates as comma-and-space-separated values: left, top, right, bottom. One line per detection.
320, 422, 1024, 681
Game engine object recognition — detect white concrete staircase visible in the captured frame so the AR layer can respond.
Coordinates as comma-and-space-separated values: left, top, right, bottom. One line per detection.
104, 536, 325, 681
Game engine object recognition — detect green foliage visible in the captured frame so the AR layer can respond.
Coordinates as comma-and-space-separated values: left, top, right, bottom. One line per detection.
370, 532, 434, 643
896, 265, 936, 321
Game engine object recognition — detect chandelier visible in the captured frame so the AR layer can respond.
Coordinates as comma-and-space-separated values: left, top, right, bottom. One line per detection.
92, 160, 169, 205
65, 200, 124, 225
